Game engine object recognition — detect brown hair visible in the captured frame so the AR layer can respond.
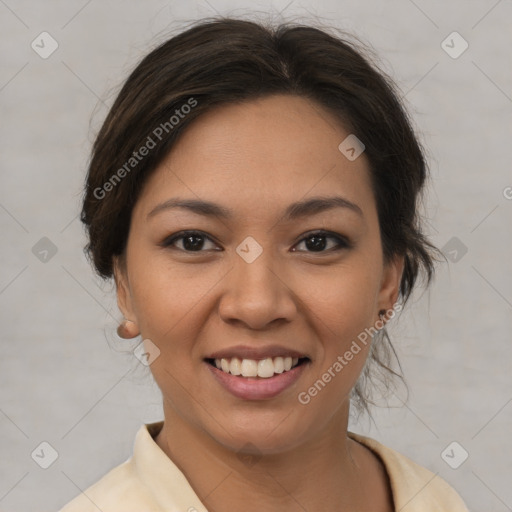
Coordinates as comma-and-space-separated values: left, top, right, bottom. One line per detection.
81, 16, 442, 416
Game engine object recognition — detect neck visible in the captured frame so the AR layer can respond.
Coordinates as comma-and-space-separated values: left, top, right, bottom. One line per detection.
154, 400, 390, 512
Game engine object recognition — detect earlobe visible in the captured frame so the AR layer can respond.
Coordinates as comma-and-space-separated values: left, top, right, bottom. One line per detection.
117, 319, 140, 339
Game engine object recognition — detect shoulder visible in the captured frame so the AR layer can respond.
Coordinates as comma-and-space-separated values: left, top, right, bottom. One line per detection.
57, 458, 160, 512
348, 432, 469, 512
57, 421, 168, 511
58, 421, 208, 512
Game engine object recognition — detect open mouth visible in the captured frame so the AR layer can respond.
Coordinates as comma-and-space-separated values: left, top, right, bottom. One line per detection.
205, 356, 310, 379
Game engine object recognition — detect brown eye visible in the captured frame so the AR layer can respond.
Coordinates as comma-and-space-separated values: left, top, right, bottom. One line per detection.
292, 230, 351, 253
161, 231, 220, 252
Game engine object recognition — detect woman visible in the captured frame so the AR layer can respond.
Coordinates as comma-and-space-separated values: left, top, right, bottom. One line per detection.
59, 16, 468, 511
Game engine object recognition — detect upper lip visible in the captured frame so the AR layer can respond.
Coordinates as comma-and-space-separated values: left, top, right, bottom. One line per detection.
206, 345, 309, 361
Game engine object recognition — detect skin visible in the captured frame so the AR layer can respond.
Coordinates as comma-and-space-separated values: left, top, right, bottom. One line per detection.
114, 94, 404, 511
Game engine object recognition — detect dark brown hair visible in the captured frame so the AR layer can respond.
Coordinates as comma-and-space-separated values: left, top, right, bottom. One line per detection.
81, 16, 442, 416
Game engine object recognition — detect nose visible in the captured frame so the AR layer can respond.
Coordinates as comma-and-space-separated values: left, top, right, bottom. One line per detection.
218, 246, 298, 330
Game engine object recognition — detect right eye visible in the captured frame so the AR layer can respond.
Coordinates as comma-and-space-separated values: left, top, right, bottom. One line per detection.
160, 230, 221, 252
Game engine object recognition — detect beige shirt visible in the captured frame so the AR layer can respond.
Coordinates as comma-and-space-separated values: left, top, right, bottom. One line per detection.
59, 421, 468, 511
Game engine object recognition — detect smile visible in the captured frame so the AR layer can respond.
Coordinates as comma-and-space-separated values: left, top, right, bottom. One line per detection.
207, 356, 308, 378
205, 356, 310, 400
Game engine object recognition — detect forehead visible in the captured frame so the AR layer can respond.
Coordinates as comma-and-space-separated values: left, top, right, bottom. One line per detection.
134, 94, 376, 222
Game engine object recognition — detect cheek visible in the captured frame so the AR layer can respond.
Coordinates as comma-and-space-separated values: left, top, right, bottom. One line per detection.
298, 260, 380, 333
126, 244, 209, 335
293, 259, 380, 387
295, 282, 376, 414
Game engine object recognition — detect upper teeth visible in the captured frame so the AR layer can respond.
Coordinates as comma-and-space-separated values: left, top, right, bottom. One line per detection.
214, 356, 300, 378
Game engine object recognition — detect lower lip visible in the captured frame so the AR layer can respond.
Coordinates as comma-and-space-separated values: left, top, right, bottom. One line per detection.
206, 361, 308, 400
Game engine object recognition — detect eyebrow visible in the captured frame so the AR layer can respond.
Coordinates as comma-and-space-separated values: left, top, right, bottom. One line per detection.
147, 195, 363, 221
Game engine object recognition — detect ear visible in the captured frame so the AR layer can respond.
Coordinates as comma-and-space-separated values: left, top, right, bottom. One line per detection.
376, 254, 404, 316
113, 255, 136, 321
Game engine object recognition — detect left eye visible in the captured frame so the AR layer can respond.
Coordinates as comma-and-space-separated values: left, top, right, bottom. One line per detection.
292, 231, 350, 253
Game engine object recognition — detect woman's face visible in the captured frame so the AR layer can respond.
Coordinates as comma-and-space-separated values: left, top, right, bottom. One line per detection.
115, 94, 403, 453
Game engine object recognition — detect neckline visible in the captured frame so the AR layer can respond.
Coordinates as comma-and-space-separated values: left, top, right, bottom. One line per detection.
143, 422, 396, 510
347, 431, 397, 510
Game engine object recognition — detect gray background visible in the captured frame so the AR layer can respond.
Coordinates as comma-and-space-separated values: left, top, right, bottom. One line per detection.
1, 1, 511, 510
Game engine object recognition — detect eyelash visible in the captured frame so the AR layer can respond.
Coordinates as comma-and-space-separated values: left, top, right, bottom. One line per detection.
160, 229, 352, 254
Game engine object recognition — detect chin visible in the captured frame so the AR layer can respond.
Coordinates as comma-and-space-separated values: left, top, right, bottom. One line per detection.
205, 408, 313, 455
